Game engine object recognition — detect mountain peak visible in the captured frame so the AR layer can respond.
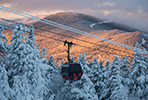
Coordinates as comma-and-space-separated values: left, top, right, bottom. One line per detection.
34, 12, 140, 32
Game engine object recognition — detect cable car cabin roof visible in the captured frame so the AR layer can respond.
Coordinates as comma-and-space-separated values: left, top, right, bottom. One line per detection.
70, 64, 82, 73
61, 63, 82, 73
61, 63, 83, 81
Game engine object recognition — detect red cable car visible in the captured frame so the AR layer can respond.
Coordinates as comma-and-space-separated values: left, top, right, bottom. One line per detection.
61, 40, 83, 81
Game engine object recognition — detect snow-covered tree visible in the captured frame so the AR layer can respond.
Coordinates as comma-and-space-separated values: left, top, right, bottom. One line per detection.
5, 23, 37, 99
41, 47, 48, 64
100, 56, 121, 99
0, 21, 13, 100
0, 61, 13, 100
6, 23, 46, 100
41, 62, 63, 100
109, 82, 129, 100
26, 25, 35, 47
88, 56, 99, 83
0, 21, 9, 63
78, 52, 87, 65
128, 43, 148, 99
120, 56, 130, 78
99, 59, 104, 70
56, 74, 98, 100
47, 56, 57, 70
71, 74, 98, 100
87, 56, 105, 97
0, 91, 8, 100
0, 22, 8, 42
77, 52, 89, 74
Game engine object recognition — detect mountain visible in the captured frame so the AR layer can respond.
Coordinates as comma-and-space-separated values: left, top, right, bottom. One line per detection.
3, 12, 148, 65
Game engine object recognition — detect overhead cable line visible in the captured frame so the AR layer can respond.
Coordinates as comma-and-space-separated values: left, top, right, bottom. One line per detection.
1, 21, 134, 59
0, 5, 135, 50
0, 18, 134, 56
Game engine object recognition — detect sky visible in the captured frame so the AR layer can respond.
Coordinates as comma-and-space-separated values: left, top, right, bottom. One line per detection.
0, 0, 148, 32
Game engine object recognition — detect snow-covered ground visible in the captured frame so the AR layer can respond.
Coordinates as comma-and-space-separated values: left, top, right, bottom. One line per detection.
141, 38, 146, 44
90, 20, 112, 29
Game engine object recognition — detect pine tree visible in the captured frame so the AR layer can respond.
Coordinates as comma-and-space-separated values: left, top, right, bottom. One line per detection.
88, 56, 105, 98
41, 62, 63, 100
0, 21, 9, 63
71, 74, 98, 100
120, 56, 130, 74
56, 74, 98, 100
26, 25, 45, 100
104, 60, 111, 80
129, 42, 148, 99
100, 56, 121, 99
99, 59, 104, 70
47, 56, 57, 70
5, 23, 36, 100
0, 22, 8, 42
6, 23, 46, 100
26, 25, 35, 47
0, 21, 14, 100
41, 47, 48, 64
77, 52, 89, 74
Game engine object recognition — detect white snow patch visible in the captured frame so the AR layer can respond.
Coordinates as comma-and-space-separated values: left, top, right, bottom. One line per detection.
90, 23, 96, 28
0, 91, 8, 100
141, 38, 146, 44
90, 20, 112, 29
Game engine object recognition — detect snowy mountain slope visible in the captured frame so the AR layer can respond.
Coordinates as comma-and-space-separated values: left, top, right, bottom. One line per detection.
34, 12, 140, 32
3, 12, 148, 64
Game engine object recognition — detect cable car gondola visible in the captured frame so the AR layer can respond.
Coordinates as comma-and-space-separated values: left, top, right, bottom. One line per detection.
61, 40, 83, 81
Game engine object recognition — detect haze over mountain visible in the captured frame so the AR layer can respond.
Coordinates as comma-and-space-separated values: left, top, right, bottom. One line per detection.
3, 12, 148, 65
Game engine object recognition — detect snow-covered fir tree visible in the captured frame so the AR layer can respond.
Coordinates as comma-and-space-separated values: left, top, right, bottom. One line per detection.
6, 23, 46, 100
0, 22, 13, 100
47, 56, 57, 70
41, 61, 63, 100
100, 56, 122, 99
41, 47, 48, 64
120, 56, 130, 78
77, 52, 90, 74
88, 56, 105, 98
129, 42, 148, 99
6, 23, 36, 100
99, 59, 104, 70
104, 60, 111, 80
56, 74, 98, 100
26, 25, 35, 47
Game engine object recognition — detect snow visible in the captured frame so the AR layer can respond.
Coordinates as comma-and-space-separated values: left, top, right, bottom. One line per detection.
90, 23, 96, 28
1, 20, 148, 100
0, 91, 8, 100
141, 38, 146, 44
90, 20, 112, 29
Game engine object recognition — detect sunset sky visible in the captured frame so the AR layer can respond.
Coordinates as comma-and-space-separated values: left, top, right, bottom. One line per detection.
0, 0, 148, 32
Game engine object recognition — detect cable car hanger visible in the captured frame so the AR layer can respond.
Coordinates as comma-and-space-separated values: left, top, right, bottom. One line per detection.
64, 40, 75, 63
61, 40, 83, 81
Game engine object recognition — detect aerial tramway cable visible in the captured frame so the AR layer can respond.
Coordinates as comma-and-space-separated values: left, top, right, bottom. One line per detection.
0, 5, 136, 50
1, 22, 132, 60
0, 18, 135, 57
